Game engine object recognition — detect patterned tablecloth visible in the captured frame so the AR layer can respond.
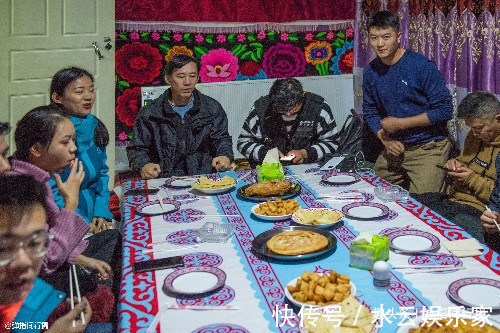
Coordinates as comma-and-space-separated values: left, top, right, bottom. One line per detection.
118, 164, 500, 333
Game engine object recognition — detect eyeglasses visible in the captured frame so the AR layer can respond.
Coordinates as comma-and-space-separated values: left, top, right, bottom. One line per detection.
0, 230, 53, 267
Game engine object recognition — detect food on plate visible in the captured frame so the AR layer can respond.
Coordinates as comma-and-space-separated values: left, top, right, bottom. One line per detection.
294, 208, 344, 225
191, 176, 236, 190
303, 295, 375, 333
254, 198, 299, 216
267, 230, 328, 255
408, 319, 499, 332
287, 270, 352, 306
244, 180, 292, 196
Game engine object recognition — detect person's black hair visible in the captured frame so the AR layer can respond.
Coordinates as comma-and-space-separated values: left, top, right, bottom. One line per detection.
0, 175, 48, 213
457, 91, 500, 119
0, 122, 10, 136
268, 78, 304, 114
164, 54, 200, 76
50, 67, 109, 149
367, 10, 400, 33
14, 106, 67, 161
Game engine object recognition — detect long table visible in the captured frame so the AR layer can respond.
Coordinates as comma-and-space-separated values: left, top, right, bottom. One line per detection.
118, 164, 500, 332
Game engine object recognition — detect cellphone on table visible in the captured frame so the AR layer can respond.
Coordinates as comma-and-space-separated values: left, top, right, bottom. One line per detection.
124, 188, 159, 196
435, 164, 453, 172
133, 256, 184, 274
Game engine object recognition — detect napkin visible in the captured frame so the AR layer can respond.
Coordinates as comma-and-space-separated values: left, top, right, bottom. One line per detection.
443, 239, 483, 257
263, 147, 280, 164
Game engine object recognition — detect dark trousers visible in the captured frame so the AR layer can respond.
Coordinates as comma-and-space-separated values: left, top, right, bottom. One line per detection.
42, 229, 122, 297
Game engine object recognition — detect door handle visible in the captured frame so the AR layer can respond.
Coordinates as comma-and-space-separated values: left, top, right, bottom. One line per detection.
92, 42, 104, 60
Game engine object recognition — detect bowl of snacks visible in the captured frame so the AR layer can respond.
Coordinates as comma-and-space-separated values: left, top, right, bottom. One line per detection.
291, 208, 344, 228
285, 270, 356, 309
251, 199, 300, 221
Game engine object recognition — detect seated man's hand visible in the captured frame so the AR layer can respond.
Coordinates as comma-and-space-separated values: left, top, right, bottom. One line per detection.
447, 166, 472, 182
444, 158, 462, 171
141, 163, 161, 179
381, 117, 404, 134
287, 149, 307, 164
480, 210, 500, 234
90, 217, 113, 234
212, 156, 231, 171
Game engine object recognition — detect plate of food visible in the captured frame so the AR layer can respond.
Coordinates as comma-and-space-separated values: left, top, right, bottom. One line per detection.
395, 315, 499, 332
285, 270, 356, 309
321, 171, 361, 185
237, 180, 301, 202
251, 199, 300, 221
300, 295, 377, 333
387, 229, 440, 253
163, 266, 226, 297
251, 226, 337, 261
291, 208, 344, 229
447, 277, 500, 310
191, 176, 236, 194
164, 177, 199, 188
136, 199, 181, 215
342, 202, 390, 220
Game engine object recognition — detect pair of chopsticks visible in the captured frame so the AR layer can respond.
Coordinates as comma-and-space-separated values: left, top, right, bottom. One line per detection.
484, 206, 500, 231
393, 264, 465, 274
69, 265, 85, 327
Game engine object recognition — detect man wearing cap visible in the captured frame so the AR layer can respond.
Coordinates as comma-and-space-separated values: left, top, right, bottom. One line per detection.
237, 78, 339, 166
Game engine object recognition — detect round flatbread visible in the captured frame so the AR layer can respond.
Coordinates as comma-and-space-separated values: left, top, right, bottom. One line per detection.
267, 230, 329, 255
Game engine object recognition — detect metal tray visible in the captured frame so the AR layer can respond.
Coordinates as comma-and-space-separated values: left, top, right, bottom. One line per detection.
236, 182, 301, 202
251, 226, 337, 261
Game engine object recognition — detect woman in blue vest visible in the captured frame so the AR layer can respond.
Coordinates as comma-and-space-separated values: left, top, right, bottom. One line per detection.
49, 67, 113, 234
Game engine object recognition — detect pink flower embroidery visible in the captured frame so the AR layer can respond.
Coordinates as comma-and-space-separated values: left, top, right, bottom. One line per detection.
118, 132, 128, 141
305, 33, 314, 41
262, 43, 305, 78
346, 27, 354, 38
280, 32, 289, 41
257, 31, 266, 40
217, 34, 226, 43
200, 48, 239, 83
327, 31, 335, 40
195, 34, 204, 43
237, 34, 246, 42
130, 32, 140, 40
151, 32, 160, 41
173, 33, 183, 42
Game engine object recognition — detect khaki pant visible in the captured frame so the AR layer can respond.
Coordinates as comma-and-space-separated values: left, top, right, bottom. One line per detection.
374, 138, 451, 194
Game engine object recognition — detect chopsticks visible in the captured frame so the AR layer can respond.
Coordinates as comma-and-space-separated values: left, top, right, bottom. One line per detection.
168, 304, 239, 310
141, 244, 200, 254
485, 206, 500, 231
393, 264, 458, 269
403, 266, 466, 274
69, 265, 85, 327
190, 214, 240, 218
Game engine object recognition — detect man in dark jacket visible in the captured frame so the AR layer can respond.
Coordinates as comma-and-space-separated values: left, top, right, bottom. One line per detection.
127, 54, 233, 179
237, 78, 339, 166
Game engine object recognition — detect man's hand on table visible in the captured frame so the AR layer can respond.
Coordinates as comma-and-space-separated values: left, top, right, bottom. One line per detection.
377, 130, 405, 156
286, 149, 307, 164
480, 210, 500, 234
212, 156, 231, 171
141, 163, 161, 179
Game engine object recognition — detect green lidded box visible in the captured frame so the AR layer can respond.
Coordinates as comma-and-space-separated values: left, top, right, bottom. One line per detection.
349, 234, 389, 271
256, 163, 284, 182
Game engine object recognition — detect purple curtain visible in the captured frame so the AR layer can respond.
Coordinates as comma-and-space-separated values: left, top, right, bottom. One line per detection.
354, 0, 500, 147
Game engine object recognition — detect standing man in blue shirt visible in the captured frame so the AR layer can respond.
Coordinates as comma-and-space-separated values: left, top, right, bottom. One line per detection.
362, 11, 453, 193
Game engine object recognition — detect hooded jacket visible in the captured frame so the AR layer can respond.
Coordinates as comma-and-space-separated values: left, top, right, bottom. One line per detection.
49, 114, 112, 223
127, 89, 233, 177
449, 131, 500, 211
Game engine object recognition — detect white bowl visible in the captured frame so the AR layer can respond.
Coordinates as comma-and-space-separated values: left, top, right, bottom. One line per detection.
291, 208, 344, 229
251, 203, 293, 221
285, 274, 356, 309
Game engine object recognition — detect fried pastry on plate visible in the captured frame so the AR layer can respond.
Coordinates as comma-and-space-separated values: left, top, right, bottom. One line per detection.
267, 230, 328, 255
244, 180, 291, 196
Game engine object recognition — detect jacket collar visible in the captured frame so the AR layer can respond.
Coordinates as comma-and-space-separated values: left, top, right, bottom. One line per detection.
162, 89, 201, 116
69, 114, 97, 150
8, 159, 51, 183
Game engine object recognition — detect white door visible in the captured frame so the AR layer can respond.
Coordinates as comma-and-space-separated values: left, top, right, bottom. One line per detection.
0, 0, 116, 184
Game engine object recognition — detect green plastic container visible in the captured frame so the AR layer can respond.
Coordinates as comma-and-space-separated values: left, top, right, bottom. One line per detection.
349, 234, 389, 271
256, 163, 284, 182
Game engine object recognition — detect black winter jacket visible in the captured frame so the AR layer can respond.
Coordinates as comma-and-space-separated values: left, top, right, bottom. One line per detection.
127, 89, 233, 177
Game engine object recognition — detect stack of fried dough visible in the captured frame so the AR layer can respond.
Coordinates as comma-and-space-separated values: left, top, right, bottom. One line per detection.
244, 180, 291, 196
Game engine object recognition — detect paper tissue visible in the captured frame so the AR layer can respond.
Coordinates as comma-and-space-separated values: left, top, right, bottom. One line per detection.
256, 148, 285, 182
350, 233, 389, 270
